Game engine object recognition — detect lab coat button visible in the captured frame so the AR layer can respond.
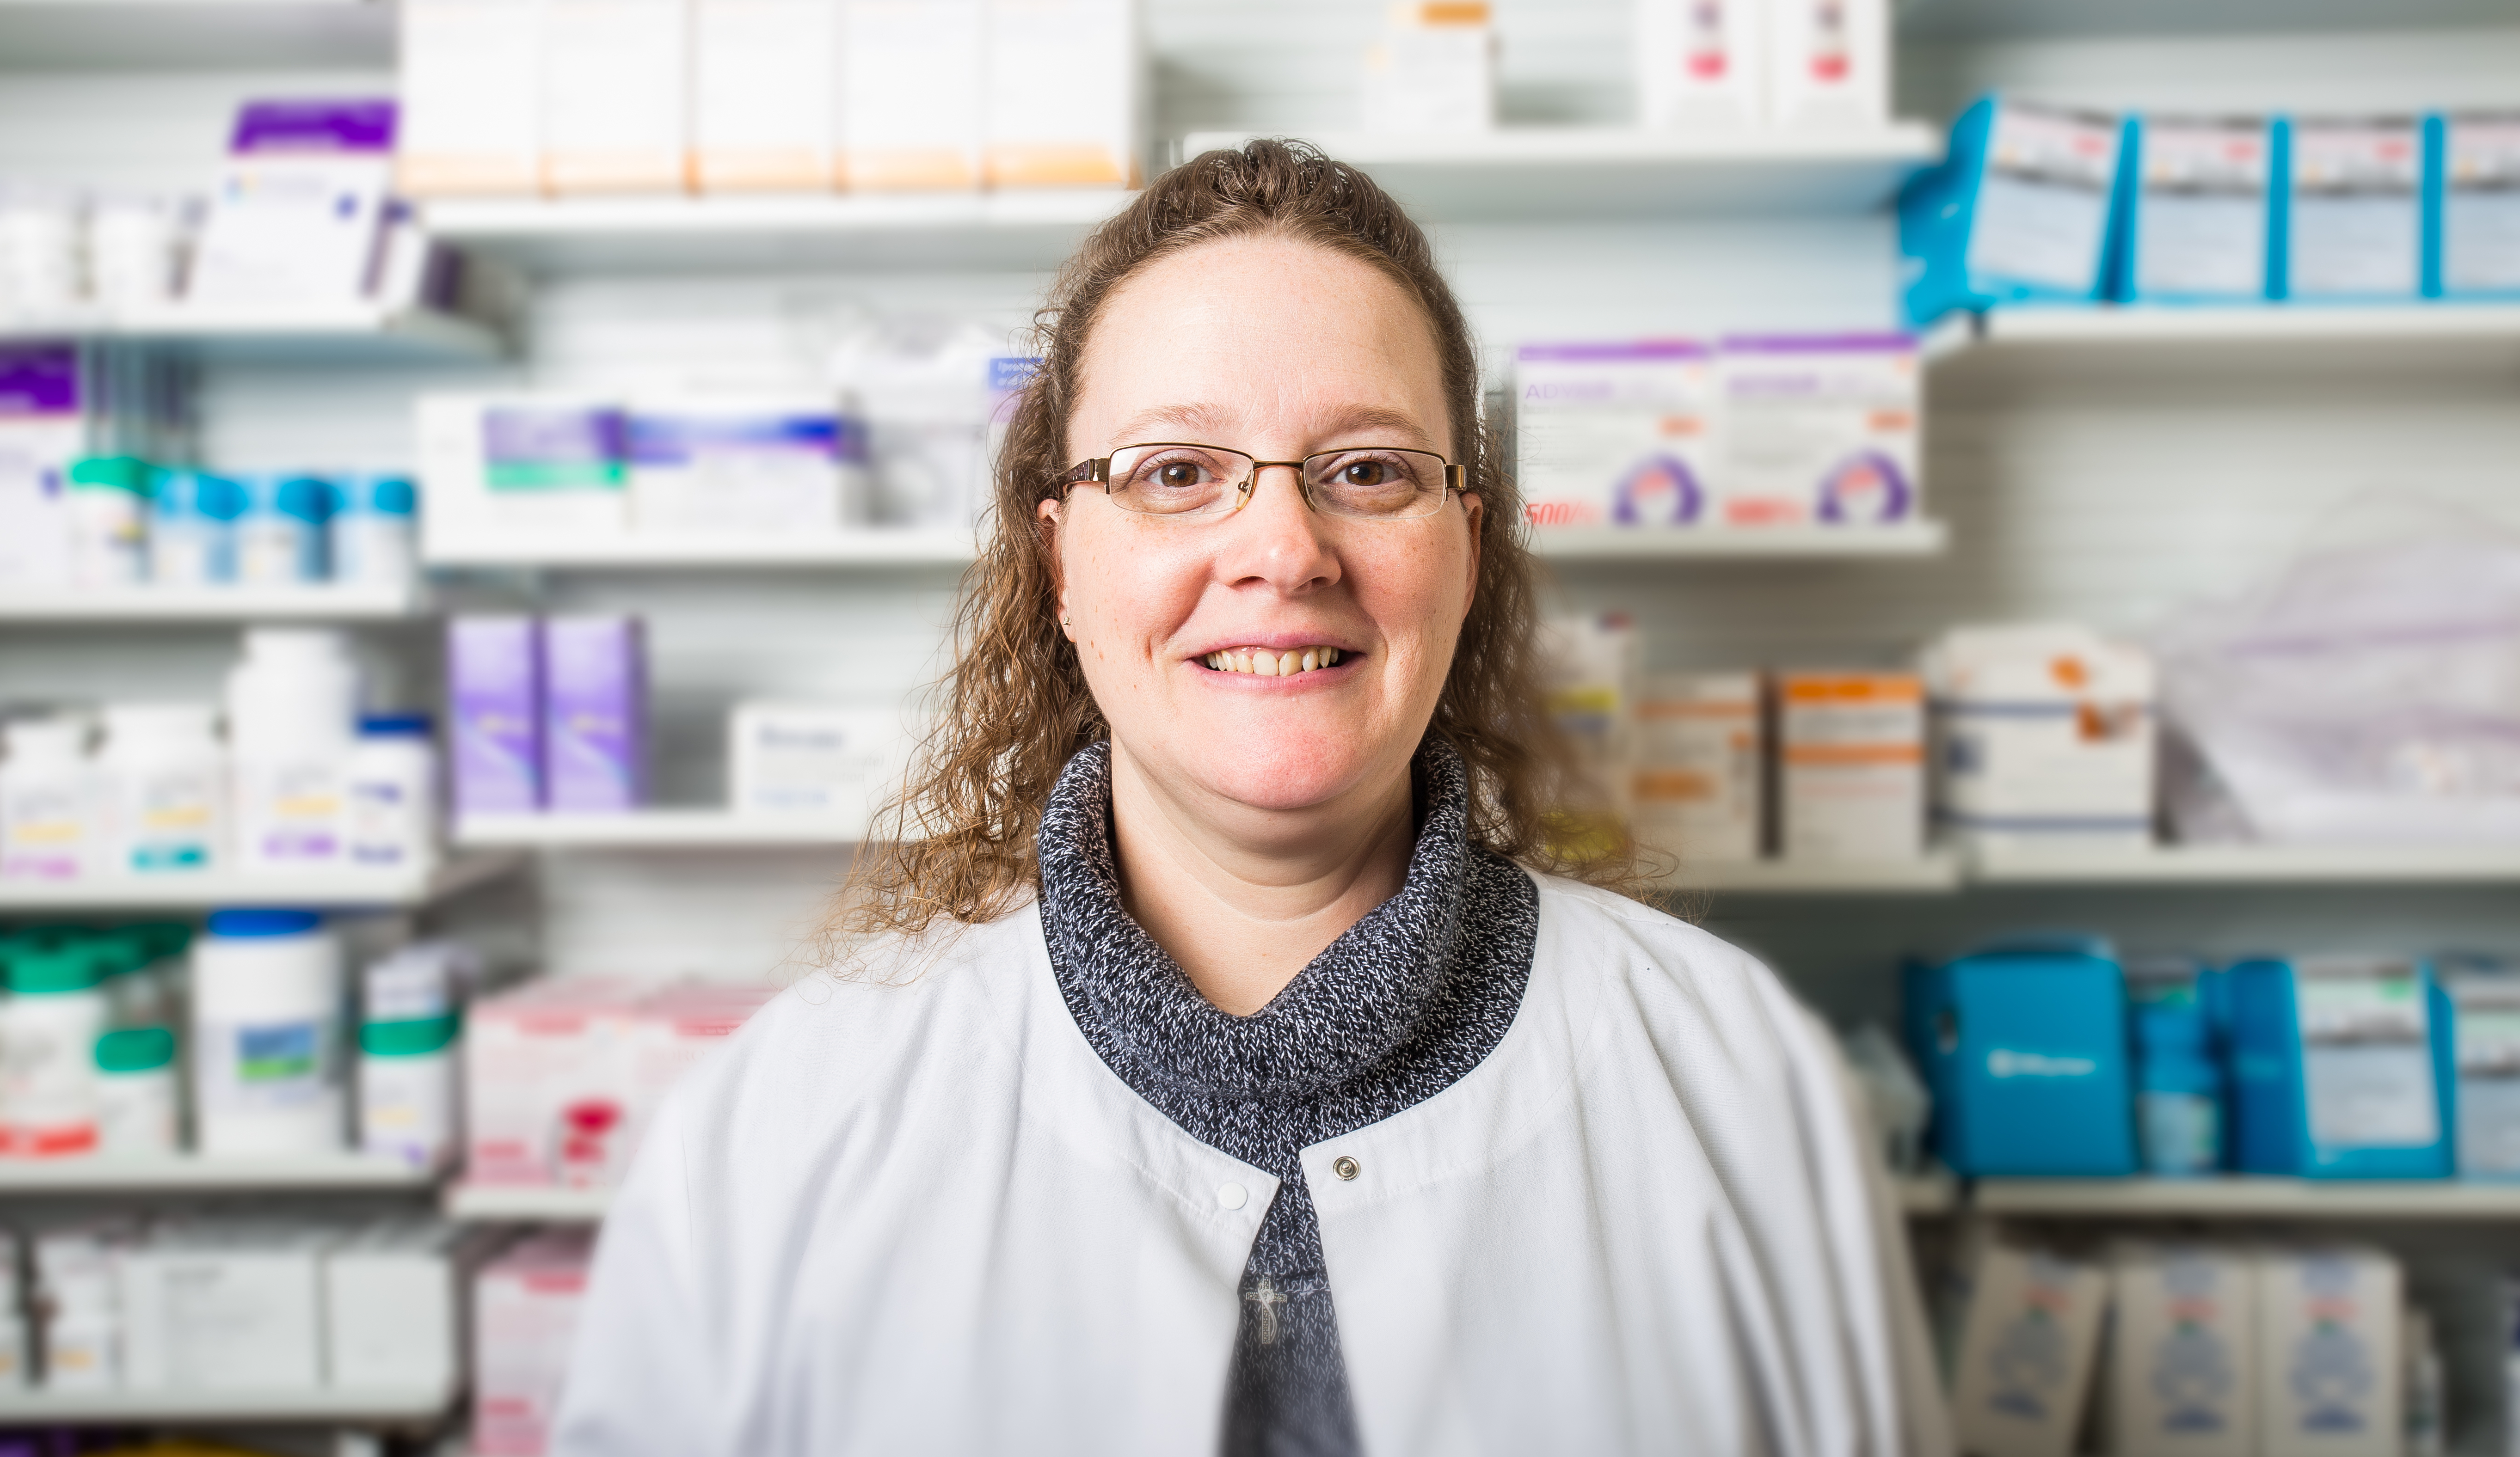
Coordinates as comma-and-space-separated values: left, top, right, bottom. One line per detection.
1217, 1182, 1248, 1210
1331, 1156, 1360, 1181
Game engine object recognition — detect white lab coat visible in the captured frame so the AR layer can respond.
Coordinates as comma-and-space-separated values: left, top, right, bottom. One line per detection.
553, 872, 1953, 1457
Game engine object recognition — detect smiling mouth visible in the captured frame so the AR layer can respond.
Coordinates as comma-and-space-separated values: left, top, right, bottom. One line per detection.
1201, 647, 1347, 677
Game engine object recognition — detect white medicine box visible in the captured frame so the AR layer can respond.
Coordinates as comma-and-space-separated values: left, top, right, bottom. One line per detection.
985, 0, 1144, 188
119, 1224, 331, 1390
1633, 673, 1762, 865
1776, 671, 1924, 863
1923, 623, 2156, 852
1951, 1239, 2111, 1457
729, 703, 916, 833
1636, 0, 1762, 131
417, 394, 632, 551
326, 1221, 488, 1391
1765, 0, 1886, 130
540, 0, 692, 195
398, 0, 544, 196
693, 0, 844, 193
844, 0, 985, 190
2256, 1245, 2400, 1457
1514, 341, 1717, 531
1362, 2, 1496, 134
2107, 1243, 2256, 1457
1714, 334, 1919, 529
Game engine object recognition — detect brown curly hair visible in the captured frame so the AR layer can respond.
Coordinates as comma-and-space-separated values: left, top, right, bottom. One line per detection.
824, 138, 1640, 943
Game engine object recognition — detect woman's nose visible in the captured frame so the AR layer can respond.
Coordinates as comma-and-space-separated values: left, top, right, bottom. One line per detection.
1223, 462, 1339, 587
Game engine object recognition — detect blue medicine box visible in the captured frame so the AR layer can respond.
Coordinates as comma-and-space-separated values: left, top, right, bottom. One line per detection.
1904, 939, 2137, 1177
2227, 955, 2453, 1179
1899, 95, 2126, 328
2431, 112, 2520, 300
2109, 114, 2277, 304
2276, 114, 2430, 301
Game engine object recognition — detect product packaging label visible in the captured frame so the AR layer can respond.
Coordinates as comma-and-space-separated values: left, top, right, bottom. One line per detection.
2444, 113, 2520, 293
2295, 958, 2438, 1153
2136, 117, 2272, 297
2452, 976, 2520, 1175
1, 781, 86, 879
2256, 1247, 2399, 1457
200, 1016, 336, 1111
2111, 1245, 2255, 1457
1514, 342, 1714, 530
1715, 335, 1918, 528
1633, 673, 1762, 864
482, 409, 628, 493
2288, 119, 2423, 297
1779, 673, 1925, 862
1969, 102, 2120, 290
627, 410, 846, 534
1954, 1243, 2109, 1457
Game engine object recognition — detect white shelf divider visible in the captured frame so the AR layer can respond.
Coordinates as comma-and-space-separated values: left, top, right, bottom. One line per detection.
0, 302, 504, 364
0, 582, 430, 623
445, 1182, 613, 1223
1973, 1177, 2520, 1219
424, 189, 1134, 275
0, 1384, 456, 1425
0, 1154, 435, 1194
1969, 842, 2520, 887
422, 527, 978, 570
456, 811, 860, 850
1180, 126, 1940, 221
1527, 522, 1947, 561
0, 851, 526, 912
1670, 852, 1963, 895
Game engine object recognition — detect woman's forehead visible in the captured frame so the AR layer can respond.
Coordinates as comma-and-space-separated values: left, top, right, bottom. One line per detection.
1104, 401, 1441, 451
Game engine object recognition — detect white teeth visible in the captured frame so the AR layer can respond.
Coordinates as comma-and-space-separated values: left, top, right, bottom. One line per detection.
1276, 651, 1298, 674
1326, 648, 1340, 666
1254, 651, 1279, 677
1205, 646, 1347, 675
1232, 650, 1252, 673
1301, 649, 1319, 672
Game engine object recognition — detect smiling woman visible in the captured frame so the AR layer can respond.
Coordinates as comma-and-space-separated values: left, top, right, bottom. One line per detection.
553, 140, 1951, 1457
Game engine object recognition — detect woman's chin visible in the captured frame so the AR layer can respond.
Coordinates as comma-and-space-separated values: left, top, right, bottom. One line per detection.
1186, 750, 1382, 817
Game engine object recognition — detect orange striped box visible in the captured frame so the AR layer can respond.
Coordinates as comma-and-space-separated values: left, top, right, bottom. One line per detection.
1776, 669, 1924, 862
843, 0, 984, 193
1634, 672, 1762, 863
397, 0, 543, 199
693, 0, 842, 195
540, 0, 692, 197
983, 0, 1143, 191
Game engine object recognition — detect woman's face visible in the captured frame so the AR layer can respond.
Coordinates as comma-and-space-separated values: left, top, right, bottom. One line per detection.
1045, 234, 1482, 822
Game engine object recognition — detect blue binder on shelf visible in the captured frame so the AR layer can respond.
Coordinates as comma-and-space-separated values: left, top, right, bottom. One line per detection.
1904, 934, 2138, 1178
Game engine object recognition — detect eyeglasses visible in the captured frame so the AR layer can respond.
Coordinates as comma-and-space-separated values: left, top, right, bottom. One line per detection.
1058, 442, 1468, 522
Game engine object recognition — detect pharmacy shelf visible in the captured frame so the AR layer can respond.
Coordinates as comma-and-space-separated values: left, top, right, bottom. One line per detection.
0, 851, 526, 912
455, 811, 860, 850
0, 302, 504, 364
0, 0, 392, 73
1922, 304, 2520, 398
1668, 853, 1964, 895
1526, 521, 1947, 561
1969, 843, 2520, 887
1974, 1177, 2520, 1219
421, 527, 978, 570
445, 1182, 612, 1223
424, 189, 1134, 275
0, 1384, 455, 1425
1899, 1168, 1960, 1216
1181, 126, 1940, 222
0, 1154, 435, 1195
1896, 0, 2511, 40
0, 582, 430, 623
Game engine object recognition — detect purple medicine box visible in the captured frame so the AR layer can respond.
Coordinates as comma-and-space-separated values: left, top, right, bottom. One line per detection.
543, 616, 648, 813
449, 618, 543, 814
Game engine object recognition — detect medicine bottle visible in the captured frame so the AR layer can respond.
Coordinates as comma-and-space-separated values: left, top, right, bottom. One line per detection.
93, 1026, 179, 1156
99, 703, 226, 875
148, 471, 246, 587
63, 456, 150, 589
191, 908, 344, 1156
237, 474, 337, 585
0, 717, 94, 882
0, 942, 110, 1157
347, 712, 439, 872
335, 475, 417, 589
225, 628, 358, 872
358, 1010, 460, 1170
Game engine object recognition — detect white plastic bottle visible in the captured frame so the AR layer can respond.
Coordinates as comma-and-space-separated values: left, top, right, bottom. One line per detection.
0, 943, 111, 1157
334, 475, 418, 589
355, 940, 476, 1170
99, 703, 226, 875
346, 713, 439, 872
92, 1026, 179, 1156
64, 457, 150, 588
0, 717, 94, 882
191, 908, 344, 1156
225, 628, 358, 873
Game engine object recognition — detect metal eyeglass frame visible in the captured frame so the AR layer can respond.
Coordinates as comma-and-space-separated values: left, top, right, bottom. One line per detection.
1057, 442, 1470, 520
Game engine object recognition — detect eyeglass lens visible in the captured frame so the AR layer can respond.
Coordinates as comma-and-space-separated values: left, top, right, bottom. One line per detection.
1106, 443, 1449, 520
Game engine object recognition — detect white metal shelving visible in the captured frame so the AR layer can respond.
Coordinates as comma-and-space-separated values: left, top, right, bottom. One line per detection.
1969, 843, 2520, 887
1922, 305, 2520, 400
0, 851, 525, 912
0, 582, 430, 623
444, 1182, 613, 1223
424, 190, 1134, 275
1895, 0, 2511, 40
0, 302, 504, 364
0, 1154, 435, 1194
455, 811, 860, 850
1669, 853, 1963, 895
0, 0, 393, 73
1974, 1177, 2520, 1219
420, 527, 978, 570
1527, 522, 1947, 561
1899, 1168, 1959, 1215
0, 1384, 456, 1425
1180, 127, 1941, 222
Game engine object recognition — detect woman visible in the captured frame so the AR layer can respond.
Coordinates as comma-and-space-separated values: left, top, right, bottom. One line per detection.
556, 140, 1945, 1457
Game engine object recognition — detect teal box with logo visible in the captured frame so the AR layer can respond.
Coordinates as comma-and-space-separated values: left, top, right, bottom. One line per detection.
2228, 955, 2453, 1178
1904, 938, 2138, 1177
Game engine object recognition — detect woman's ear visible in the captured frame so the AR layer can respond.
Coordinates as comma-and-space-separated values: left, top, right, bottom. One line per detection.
1036, 497, 1074, 637
1457, 491, 1483, 617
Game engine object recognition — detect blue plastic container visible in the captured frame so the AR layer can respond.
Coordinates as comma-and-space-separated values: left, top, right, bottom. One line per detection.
149, 470, 247, 585
2227, 955, 2453, 1178
1904, 935, 2138, 1177
2134, 998, 2224, 1175
1898, 95, 2127, 327
237, 473, 340, 584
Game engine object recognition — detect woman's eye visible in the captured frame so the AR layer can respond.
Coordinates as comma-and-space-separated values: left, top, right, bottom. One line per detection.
1158, 463, 1204, 488
1342, 461, 1390, 486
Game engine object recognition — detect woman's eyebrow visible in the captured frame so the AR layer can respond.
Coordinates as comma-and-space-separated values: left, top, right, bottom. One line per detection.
1106, 403, 1439, 449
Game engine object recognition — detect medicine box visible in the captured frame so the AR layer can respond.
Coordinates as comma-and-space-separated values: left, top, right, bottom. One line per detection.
1900, 95, 2124, 327
2228, 956, 2453, 1179
627, 400, 863, 535
541, 0, 690, 194
693, 0, 842, 193
729, 702, 915, 831
2447, 968, 2520, 1177
1361, 1, 1496, 135
416, 394, 631, 548
1950, 1239, 2110, 1457
0, 345, 82, 591
2107, 1243, 2256, 1457
190, 101, 398, 309
1904, 941, 2136, 1177
985, 0, 1144, 187
1632, 673, 1761, 865
1713, 334, 1918, 529
397, 0, 542, 196
843, 0, 984, 190
449, 617, 545, 815
1538, 615, 1639, 851
465, 975, 643, 1187
1775, 671, 1924, 863
1636, 0, 1761, 132
1513, 341, 1715, 531
2113, 114, 2277, 304
474, 1231, 594, 1457
543, 616, 649, 813
2433, 111, 2520, 299
1764, 0, 1886, 131
326, 1220, 490, 1392
119, 1222, 329, 1390
2256, 1246, 2401, 1457
2279, 116, 2427, 300
1922, 622, 2155, 852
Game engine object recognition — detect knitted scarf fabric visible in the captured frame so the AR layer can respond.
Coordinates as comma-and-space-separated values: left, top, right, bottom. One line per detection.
1036, 737, 1540, 1457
